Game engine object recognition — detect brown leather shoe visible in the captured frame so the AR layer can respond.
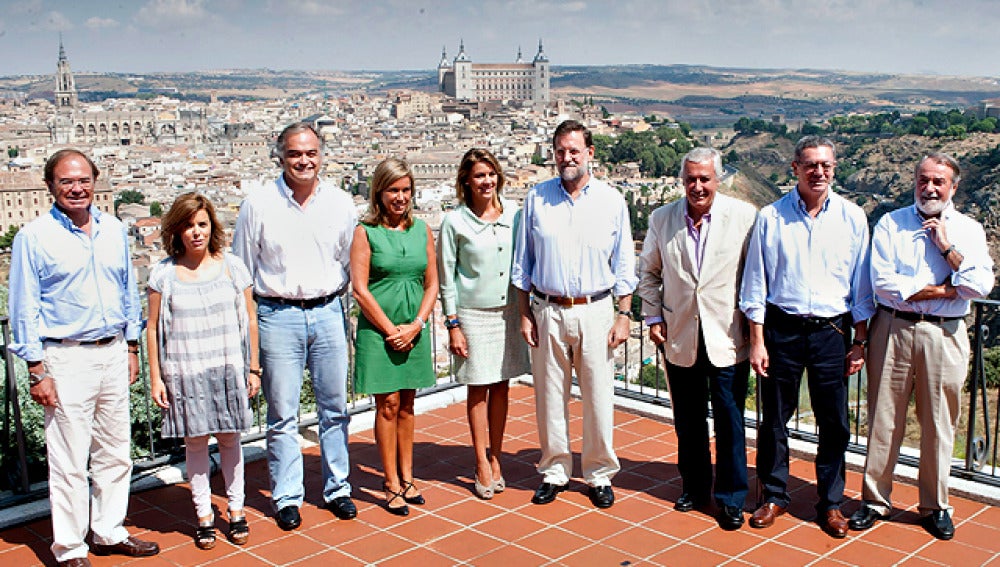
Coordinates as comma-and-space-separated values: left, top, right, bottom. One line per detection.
820, 508, 849, 538
749, 502, 787, 528
90, 535, 160, 557
59, 559, 92, 567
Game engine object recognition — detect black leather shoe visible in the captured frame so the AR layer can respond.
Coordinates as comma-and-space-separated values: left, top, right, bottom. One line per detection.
328, 496, 357, 520
923, 510, 955, 540
675, 492, 708, 512
718, 505, 745, 530
588, 485, 615, 509
531, 482, 567, 505
848, 504, 886, 531
275, 505, 302, 531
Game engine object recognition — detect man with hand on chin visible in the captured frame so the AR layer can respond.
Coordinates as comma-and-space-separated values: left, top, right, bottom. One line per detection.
233, 122, 358, 530
8, 149, 157, 566
512, 119, 637, 509
739, 135, 874, 538
849, 153, 993, 540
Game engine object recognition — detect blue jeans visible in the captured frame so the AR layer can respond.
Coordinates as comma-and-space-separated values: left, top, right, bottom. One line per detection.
257, 297, 351, 509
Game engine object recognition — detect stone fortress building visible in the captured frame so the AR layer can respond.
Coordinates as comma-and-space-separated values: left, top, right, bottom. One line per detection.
50, 40, 208, 146
437, 40, 550, 106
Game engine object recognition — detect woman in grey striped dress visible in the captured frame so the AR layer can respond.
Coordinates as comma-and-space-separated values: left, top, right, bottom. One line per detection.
148, 193, 260, 549
438, 149, 530, 499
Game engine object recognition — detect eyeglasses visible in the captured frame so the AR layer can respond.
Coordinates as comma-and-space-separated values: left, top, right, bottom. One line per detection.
56, 178, 93, 188
797, 161, 836, 172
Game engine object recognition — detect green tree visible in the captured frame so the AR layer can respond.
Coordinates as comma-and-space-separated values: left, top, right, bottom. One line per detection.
0, 224, 18, 248
7, 147, 17, 158
639, 363, 666, 390
531, 153, 546, 166
149, 201, 163, 217
114, 189, 145, 213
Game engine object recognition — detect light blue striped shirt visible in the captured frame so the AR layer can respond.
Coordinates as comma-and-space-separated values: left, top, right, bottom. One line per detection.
8, 205, 142, 362
511, 176, 637, 297
739, 189, 875, 324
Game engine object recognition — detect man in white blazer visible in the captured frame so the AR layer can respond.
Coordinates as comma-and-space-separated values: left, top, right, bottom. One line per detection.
638, 147, 757, 530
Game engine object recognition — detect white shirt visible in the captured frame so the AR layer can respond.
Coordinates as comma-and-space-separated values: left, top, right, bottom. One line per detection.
232, 175, 357, 299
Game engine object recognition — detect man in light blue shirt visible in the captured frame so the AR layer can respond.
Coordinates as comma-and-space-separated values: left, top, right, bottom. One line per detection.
512, 119, 637, 509
849, 153, 994, 540
739, 136, 874, 538
8, 149, 157, 566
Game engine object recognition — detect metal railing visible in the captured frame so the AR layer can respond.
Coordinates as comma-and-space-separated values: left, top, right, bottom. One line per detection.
3, 298, 1000, 508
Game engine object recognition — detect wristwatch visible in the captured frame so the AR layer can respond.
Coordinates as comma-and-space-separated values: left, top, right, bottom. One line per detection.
852, 338, 868, 348
445, 317, 461, 329
28, 370, 51, 387
617, 309, 632, 319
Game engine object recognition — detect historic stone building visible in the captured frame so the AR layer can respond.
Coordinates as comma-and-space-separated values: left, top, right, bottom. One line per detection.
49, 41, 208, 146
437, 40, 550, 106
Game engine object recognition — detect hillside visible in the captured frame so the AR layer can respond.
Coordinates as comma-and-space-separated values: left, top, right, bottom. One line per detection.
723, 131, 1000, 295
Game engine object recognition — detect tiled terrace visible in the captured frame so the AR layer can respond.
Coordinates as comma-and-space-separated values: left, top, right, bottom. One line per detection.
3, 384, 1000, 566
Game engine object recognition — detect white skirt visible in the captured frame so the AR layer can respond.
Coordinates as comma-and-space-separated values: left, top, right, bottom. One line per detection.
454, 303, 531, 385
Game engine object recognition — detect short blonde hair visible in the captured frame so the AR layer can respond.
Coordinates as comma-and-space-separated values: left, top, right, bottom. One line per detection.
362, 157, 416, 229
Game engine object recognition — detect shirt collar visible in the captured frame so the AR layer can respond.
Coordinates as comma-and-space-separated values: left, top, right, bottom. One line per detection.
50, 204, 101, 232
277, 174, 322, 204
459, 201, 513, 233
795, 192, 832, 216
912, 201, 956, 221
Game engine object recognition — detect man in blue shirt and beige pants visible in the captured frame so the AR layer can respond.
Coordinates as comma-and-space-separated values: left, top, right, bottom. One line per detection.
9, 149, 159, 567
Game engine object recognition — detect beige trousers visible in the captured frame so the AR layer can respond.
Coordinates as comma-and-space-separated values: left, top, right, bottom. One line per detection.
862, 309, 968, 516
530, 295, 619, 487
44, 337, 133, 562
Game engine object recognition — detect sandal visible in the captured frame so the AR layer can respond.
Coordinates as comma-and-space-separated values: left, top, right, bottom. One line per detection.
474, 472, 494, 500
383, 483, 410, 516
195, 523, 216, 550
402, 480, 425, 505
493, 476, 506, 493
228, 512, 249, 546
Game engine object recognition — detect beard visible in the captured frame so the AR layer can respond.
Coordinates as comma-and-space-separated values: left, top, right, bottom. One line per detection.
917, 197, 951, 217
559, 163, 587, 183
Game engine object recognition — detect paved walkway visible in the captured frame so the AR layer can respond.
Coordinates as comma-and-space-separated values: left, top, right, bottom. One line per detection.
2, 384, 999, 566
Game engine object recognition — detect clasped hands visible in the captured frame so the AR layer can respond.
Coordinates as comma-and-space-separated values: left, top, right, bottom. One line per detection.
386, 322, 420, 352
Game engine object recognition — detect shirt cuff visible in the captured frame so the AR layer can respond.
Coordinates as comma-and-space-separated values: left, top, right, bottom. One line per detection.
644, 316, 664, 326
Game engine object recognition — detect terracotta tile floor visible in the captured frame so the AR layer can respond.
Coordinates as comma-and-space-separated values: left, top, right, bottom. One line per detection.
4, 384, 1000, 566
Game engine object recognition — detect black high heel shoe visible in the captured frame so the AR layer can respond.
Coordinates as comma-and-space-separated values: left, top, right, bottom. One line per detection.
383, 483, 410, 516
402, 480, 426, 505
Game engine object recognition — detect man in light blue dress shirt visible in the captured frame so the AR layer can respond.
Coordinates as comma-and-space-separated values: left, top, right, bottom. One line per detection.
849, 153, 994, 540
8, 150, 158, 566
512, 120, 638, 509
739, 136, 875, 538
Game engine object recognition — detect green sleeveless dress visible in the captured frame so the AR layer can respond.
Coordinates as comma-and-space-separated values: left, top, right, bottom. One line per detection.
354, 219, 436, 394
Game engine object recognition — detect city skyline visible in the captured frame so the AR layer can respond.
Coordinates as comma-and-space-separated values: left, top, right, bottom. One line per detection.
2, 0, 1000, 78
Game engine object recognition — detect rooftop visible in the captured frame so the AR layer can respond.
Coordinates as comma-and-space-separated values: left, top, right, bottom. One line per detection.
2, 384, 998, 566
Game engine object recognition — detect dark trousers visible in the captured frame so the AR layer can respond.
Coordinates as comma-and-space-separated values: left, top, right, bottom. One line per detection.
757, 304, 851, 512
665, 330, 751, 509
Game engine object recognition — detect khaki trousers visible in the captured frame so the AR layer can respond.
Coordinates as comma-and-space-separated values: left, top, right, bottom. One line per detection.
530, 294, 619, 487
44, 336, 133, 562
862, 309, 968, 516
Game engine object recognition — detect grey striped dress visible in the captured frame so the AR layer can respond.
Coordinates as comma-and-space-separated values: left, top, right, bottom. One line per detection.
150, 253, 253, 438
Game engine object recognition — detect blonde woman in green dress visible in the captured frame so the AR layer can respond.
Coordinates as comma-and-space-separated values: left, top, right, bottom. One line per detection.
351, 158, 438, 516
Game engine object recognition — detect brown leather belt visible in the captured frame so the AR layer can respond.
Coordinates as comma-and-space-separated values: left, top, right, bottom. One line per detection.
878, 305, 963, 324
532, 287, 612, 307
256, 285, 346, 309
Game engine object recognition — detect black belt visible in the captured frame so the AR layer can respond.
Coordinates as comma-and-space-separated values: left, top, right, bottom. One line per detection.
256, 286, 346, 309
766, 303, 847, 330
878, 305, 963, 324
532, 288, 612, 307
45, 336, 117, 346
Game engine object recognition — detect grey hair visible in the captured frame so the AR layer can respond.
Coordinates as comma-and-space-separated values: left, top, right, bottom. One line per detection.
680, 147, 723, 179
794, 135, 837, 161
273, 122, 324, 160
916, 152, 961, 186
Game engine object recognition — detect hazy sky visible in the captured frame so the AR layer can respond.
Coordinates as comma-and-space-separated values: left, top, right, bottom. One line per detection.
4, 0, 1000, 77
